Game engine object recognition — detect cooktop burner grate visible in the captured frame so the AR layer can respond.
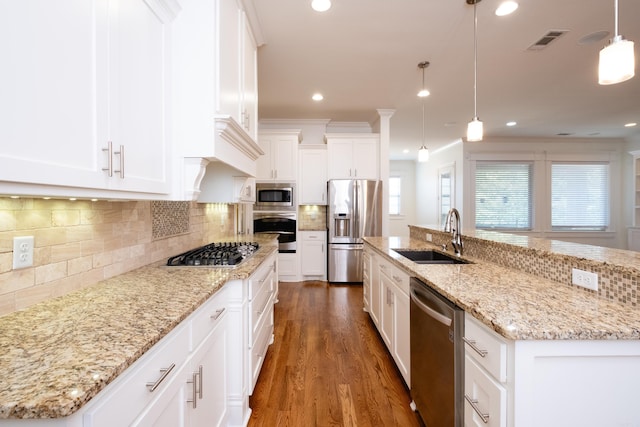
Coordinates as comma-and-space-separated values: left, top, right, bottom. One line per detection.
166, 242, 259, 267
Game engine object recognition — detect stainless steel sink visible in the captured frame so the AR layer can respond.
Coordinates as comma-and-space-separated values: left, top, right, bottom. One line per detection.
393, 249, 470, 264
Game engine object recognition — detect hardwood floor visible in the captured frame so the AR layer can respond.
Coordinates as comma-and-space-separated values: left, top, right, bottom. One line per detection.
248, 281, 424, 427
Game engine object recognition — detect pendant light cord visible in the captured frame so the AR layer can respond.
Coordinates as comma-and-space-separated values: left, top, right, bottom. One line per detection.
614, 0, 619, 37
473, 0, 478, 119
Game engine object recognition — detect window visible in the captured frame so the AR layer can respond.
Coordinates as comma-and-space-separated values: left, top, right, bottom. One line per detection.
551, 163, 609, 231
389, 176, 401, 215
475, 162, 532, 230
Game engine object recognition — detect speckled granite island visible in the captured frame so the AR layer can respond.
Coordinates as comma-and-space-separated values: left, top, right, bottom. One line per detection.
0, 235, 279, 426
364, 225, 640, 427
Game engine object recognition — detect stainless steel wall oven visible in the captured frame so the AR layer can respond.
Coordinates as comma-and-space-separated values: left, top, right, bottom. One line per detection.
253, 212, 296, 253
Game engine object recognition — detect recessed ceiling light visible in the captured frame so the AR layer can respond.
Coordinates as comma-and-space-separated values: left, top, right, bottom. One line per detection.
417, 89, 430, 98
402, 149, 409, 154
495, 1, 518, 16
625, 122, 638, 127
506, 121, 517, 127
311, 0, 331, 12
312, 93, 324, 101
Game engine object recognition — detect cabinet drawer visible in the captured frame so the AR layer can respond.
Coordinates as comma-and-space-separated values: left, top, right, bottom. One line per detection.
464, 315, 508, 382
249, 261, 274, 300
250, 279, 273, 342
378, 258, 410, 296
191, 287, 228, 351
84, 323, 190, 427
249, 307, 273, 393
464, 355, 507, 427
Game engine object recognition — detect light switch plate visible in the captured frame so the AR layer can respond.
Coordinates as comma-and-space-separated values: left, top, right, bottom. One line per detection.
13, 236, 34, 269
572, 268, 598, 291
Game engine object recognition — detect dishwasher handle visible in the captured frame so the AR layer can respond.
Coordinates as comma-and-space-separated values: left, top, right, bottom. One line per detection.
410, 287, 452, 327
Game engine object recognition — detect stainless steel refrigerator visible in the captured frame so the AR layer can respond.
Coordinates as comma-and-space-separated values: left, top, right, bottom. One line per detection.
327, 179, 382, 282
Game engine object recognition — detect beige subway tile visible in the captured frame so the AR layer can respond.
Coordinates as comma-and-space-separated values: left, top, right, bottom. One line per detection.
67, 255, 94, 276
0, 294, 16, 317
0, 211, 16, 232
81, 209, 104, 225
34, 228, 68, 247
93, 251, 113, 269
112, 247, 130, 263
34, 246, 52, 266
103, 209, 124, 224
0, 268, 35, 295
0, 252, 12, 274
50, 242, 83, 263
0, 231, 14, 252
65, 225, 94, 243
81, 239, 105, 257
0, 198, 26, 210
15, 283, 54, 311
104, 237, 124, 251
103, 261, 126, 279
16, 210, 52, 230
35, 261, 67, 285
52, 210, 81, 227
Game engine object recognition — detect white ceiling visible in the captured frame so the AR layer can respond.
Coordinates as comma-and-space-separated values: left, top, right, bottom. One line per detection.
249, 0, 640, 160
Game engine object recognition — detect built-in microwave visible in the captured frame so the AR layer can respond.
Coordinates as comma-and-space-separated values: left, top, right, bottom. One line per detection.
255, 183, 295, 210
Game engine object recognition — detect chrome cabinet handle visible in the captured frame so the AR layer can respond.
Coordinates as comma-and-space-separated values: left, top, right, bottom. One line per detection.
210, 307, 226, 321
102, 141, 113, 177
258, 292, 272, 315
146, 363, 175, 392
463, 337, 488, 357
186, 365, 203, 408
465, 394, 490, 423
113, 144, 124, 178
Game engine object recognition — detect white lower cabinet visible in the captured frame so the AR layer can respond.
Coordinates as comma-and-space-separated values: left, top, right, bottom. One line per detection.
247, 255, 277, 394
300, 231, 327, 279
278, 252, 299, 282
362, 248, 372, 312
377, 258, 410, 387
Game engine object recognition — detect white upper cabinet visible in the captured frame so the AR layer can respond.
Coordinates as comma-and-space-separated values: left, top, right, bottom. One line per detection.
0, 0, 174, 199
257, 130, 301, 182
299, 147, 328, 205
241, 16, 258, 140
172, 0, 262, 196
326, 134, 379, 180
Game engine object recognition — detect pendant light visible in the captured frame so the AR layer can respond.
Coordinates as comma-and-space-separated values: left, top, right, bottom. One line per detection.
418, 61, 430, 162
467, 0, 483, 142
598, 0, 635, 85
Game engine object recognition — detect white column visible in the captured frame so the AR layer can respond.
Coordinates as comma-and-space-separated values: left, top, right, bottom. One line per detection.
376, 109, 395, 237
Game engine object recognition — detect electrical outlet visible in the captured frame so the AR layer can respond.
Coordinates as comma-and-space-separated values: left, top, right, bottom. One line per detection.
426, 233, 433, 242
572, 268, 599, 291
13, 236, 34, 269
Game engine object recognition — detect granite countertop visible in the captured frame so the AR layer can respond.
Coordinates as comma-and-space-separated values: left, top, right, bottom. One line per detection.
0, 236, 278, 420
364, 236, 640, 341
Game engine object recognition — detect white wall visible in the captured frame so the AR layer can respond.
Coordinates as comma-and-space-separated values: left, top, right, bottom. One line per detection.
389, 161, 416, 236
414, 140, 464, 226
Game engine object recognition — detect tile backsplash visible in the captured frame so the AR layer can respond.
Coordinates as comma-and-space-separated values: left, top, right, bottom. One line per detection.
0, 198, 236, 316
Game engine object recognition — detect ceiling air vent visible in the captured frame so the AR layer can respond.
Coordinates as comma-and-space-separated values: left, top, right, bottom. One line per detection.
528, 30, 568, 51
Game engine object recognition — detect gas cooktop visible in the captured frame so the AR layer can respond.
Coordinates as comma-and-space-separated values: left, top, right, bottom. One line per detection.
166, 242, 259, 267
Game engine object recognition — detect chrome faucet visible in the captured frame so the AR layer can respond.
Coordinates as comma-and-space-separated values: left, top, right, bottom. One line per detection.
444, 208, 463, 256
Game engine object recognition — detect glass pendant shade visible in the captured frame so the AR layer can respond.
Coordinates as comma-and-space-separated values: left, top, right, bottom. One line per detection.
599, 36, 635, 85
311, 0, 331, 12
467, 117, 483, 141
418, 145, 429, 162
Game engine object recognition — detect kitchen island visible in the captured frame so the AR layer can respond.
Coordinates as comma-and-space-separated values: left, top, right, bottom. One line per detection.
364, 225, 640, 427
0, 235, 279, 425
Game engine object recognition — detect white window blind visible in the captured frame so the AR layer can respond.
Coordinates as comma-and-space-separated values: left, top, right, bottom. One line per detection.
551, 163, 609, 230
475, 162, 532, 230
389, 176, 401, 215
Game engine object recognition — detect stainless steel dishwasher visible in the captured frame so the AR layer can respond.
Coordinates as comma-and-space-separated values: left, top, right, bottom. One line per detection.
409, 277, 464, 427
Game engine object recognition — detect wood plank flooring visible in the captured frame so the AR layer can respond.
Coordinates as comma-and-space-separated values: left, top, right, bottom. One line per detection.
248, 281, 424, 427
